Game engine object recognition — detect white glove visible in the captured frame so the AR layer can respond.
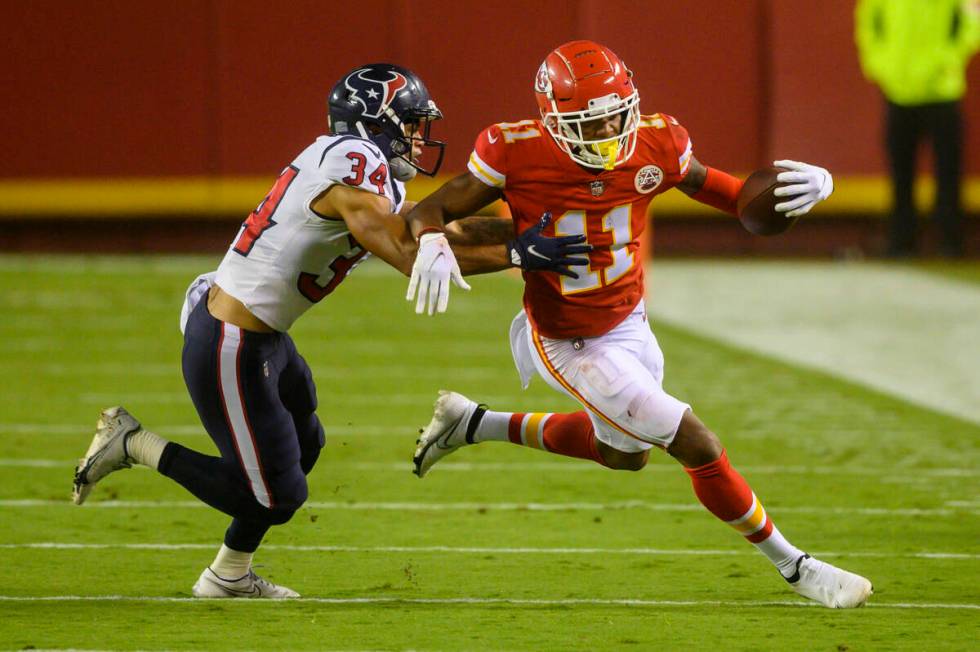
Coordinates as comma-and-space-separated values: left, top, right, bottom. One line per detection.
406, 232, 471, 315
772, 159, 834, 218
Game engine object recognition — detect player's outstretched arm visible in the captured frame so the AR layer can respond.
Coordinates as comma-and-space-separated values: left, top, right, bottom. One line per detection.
315, 185, 465, 315
677, 156, 743, 216
331, 195, 508, 277
440, 216, 511, 275
407, 172, 504, 229
312, 184, 418, 276
436, 213, 591, 278
305, 183, 522, 312
412, 174, 591, 278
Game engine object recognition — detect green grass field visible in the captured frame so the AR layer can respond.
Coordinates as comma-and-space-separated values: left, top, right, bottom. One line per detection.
1, 255, 977, 651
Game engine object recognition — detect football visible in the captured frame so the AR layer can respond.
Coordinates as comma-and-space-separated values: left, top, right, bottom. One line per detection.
736, 165, 795, 236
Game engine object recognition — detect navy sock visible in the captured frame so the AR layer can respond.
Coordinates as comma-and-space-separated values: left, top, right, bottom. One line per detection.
224, 518, 272, 553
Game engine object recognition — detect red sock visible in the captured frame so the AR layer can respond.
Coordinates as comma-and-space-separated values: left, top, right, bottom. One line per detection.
507, 411, 607, 466
684, 449, 774, 543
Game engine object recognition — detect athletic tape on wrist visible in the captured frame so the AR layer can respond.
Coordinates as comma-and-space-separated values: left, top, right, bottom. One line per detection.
416, 226, 445, 242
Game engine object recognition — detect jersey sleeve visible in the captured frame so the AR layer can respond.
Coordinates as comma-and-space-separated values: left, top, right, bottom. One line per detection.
660, 114, 693, 177
467, 124, 507, 189
317, 136, 392, 200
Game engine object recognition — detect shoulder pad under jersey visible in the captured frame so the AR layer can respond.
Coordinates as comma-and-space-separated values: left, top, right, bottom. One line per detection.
316, 135, 393, 199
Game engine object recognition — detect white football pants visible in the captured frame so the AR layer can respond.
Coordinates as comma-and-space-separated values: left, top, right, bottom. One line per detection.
509, 301, 690, 453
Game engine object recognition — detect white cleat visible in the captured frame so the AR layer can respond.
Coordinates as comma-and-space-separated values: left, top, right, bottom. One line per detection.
413, 390, 481, 478
72, 407, 141, 505
192, 567, 300, 599
788, 554, 873, 608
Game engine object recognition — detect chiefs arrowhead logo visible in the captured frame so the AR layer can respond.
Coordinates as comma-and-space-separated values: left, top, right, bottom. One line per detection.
534, 62, 552, 95
634, 165, 663, 194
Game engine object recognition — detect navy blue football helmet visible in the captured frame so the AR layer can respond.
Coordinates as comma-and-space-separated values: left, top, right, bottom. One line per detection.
328, 63, 445, 181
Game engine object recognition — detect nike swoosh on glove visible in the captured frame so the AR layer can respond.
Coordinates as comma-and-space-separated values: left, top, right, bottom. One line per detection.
507, 211, 592, 278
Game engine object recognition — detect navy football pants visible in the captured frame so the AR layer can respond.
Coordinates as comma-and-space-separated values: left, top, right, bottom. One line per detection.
158, 298, 324, 552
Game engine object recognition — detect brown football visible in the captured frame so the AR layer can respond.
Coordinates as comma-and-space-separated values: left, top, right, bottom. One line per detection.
736, 165, 795, 236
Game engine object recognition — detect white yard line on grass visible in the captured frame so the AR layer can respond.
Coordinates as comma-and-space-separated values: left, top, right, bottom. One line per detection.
1, 542, 974, 560
0, 594, 973, 610
646, 261, 980, 425
0, 499, 973, 516
0, 424, 405, 437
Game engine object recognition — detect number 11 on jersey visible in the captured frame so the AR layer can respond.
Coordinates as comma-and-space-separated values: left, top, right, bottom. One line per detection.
555, 204, 634, 294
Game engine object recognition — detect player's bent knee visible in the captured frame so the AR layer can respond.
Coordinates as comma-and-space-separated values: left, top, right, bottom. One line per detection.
597, 441, 649, 471
259, 470, 309, 525
667, 410, 723, 468
628, 390, 685, 443
261, 505, 297, 526
616, 450, 649, 471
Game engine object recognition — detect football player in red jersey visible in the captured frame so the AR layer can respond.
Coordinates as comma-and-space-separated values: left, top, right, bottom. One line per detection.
410, 40, 871, 608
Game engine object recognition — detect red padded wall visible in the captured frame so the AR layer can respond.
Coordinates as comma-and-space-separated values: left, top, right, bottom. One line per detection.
391, 0, 580, 170
212, 0, 400, 175
581, 0, 765, 172
1, 0, 977, 180
2, 1, 213, 177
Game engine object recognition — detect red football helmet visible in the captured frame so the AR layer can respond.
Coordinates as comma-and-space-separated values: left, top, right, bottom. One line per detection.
534, 40, 641, 170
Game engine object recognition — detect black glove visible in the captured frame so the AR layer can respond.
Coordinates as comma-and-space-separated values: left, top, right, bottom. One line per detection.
507, 212, 592, 278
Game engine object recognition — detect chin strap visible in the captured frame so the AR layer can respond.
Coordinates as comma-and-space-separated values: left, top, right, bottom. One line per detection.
353, 122, 372, 141
692, 166, 744, 216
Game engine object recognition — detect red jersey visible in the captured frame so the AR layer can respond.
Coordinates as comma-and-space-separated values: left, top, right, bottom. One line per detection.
468, 114, 693, 339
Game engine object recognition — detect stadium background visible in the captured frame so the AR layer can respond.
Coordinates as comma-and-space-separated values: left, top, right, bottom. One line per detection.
2, 0, 978, 255
2, 3, 979, 648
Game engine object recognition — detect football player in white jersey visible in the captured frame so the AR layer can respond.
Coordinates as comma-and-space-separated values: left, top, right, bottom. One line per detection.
71, 63, 590, 598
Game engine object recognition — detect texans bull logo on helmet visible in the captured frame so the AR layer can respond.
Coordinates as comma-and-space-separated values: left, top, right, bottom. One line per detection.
328, 62, 446, 179
344, 68, 409, 118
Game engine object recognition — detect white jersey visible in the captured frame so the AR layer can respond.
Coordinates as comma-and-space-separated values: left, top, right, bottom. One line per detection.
215, 135, 406, 331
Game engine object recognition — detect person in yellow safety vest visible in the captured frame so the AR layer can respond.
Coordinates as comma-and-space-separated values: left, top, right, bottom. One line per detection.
856, 0, 980, 257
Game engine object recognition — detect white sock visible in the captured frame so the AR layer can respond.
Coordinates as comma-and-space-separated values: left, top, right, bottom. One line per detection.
124, 429, 168, 470
210, 544, 253, 579
471, 409, 511, 442
755, 526, 806, 578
